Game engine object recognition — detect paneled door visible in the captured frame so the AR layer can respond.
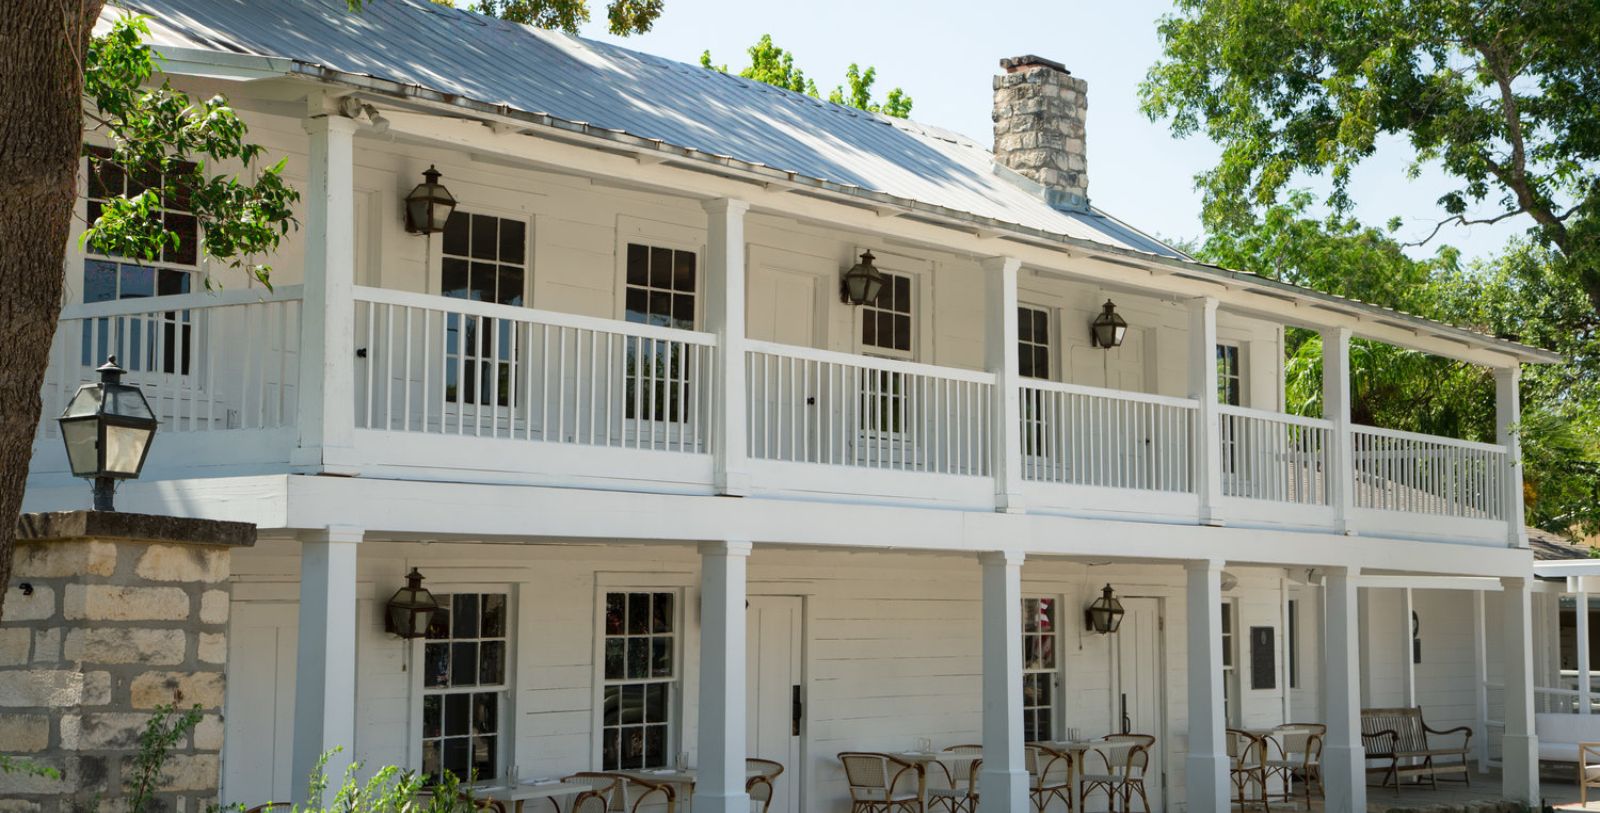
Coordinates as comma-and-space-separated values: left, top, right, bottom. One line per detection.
222, 602, 298, 806
746, 596, 804, 813
747, 268, 819, 463
1111, 597, 1165, 810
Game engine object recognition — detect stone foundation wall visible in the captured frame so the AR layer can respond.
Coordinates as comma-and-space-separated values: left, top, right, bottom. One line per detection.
0, 511, 254, 813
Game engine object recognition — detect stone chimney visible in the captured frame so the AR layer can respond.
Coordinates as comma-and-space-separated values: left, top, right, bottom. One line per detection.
992, 55, 1089, 211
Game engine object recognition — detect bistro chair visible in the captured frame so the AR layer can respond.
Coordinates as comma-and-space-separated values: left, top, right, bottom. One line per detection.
1226, 730, 1270, 811
746, 758, 785, 813
1263, 726, 1323, 807
926, 747, 983, 813
1024, 744, 1074, 813
244, 805, 291, 813
838, 752, 920, 813
1080, 737, 1151, 813
563, 774, 622, 813
416, 792, 508, 813
568, 771, 677, 813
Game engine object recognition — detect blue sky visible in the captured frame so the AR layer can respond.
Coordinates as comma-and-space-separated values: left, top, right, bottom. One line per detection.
580, 0, 1531, 262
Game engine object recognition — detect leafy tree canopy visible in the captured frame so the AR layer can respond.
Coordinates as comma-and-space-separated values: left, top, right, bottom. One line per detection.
1141, 0, 1600, 313
415, 0, 662, 36
701, 35, 913, 118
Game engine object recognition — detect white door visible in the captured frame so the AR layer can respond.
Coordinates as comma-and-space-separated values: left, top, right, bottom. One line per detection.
747, 268, 817, 347
747, 596, 803, 813
222, 603, 298, 806
747, 268, 818, 462
1111, 597, 1164, 811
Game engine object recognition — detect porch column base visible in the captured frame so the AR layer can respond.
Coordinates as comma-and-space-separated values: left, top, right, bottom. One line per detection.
1184, 753, 1230, 813
977, 768, 1029, 813
1501, 733, 1540, 805
1321, 745, 1366, 813
690, 790, 753, 813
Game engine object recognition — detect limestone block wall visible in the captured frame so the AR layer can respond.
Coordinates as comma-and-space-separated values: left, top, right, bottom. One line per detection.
0, 511, 254, 813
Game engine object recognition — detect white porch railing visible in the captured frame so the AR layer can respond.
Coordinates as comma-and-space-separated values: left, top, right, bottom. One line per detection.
744, 340, 993, 476
1218, 405, 1331, 505
1351, 425, 1507, 520
353, 287, 717, 454
1019, 380, 1197, 493
40, 287, 303, 437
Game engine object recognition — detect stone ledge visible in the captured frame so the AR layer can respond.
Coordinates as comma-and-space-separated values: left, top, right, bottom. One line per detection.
16, 512, 255, 549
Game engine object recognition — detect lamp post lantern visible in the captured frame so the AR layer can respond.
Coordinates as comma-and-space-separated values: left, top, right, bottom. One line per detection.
840, 250, 885, 306
385, 567, 441, 639
56, 357, 158, 511
1089, 299, 1128, 349
1084, 583, 1126, 634
403, 165, 457, 235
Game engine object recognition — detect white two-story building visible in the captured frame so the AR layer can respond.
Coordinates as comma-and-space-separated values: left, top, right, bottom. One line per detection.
26, 1, 1565, 811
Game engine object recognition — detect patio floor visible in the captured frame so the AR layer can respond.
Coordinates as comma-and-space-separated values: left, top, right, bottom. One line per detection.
1289, 767, 1586, 812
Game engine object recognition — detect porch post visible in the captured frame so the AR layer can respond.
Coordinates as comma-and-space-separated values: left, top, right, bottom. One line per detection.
1184, 559, 1228, 813
1580, 590, 1593, 714
703, 199, 752, 496
1322, 567, 1366, 813
1501, 576, 1540, 805
978, 550, 1028, 813
983, 256, 1024, 513
1495, 366, 1527, 547
694, 540, 753, 813
1402, 588, 1416, 707
1321, 327, 1356, 534
291, 525, 362, 803
295, 104, 359, 472
1189, 298, 1223, 525
1472, 590, 1490, 773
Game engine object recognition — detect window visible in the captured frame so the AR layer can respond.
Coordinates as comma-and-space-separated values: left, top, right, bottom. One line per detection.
1216, 344, 1242, 406
1017, 306, 1051, 380
1221, 601, 1238, 725
1287, 599, 1300, 689
422, 592, 510, 784
624, 244, 696, 422
1021, 597, 1057, 742
861, 271, 913, 356
441, 212, 526, 406
83, 145, 199, 375
601, 591, 678, 770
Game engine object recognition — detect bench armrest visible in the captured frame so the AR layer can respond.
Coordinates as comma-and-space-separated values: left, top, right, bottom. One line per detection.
1423, 724, 1473, 751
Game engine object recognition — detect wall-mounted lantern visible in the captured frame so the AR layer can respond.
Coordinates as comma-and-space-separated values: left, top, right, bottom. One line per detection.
403, 165, 457, 235
1089, 299, 1128, 349
1084, 583, 1125, 634
840, 250, 885, 306
57, 357, 157, 512
385, 567, 441, 639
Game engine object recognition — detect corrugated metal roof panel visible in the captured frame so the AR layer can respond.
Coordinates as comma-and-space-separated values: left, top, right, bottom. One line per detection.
116, 0, 1184, 258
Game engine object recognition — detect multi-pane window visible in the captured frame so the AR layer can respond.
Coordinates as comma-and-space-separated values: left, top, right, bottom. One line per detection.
83, 145, 198, 375
422, 593, 510, 784
861, 272, 913, 356
442, 212, 526, 407
1017, 306, 1051, 380
624, 244, 696, 422
1216, 344, 1242, 406
601, 591, 677, 770
1287, 599, 1300, 689
1021, 597, 1057, 742
1221, 601, 1238, 725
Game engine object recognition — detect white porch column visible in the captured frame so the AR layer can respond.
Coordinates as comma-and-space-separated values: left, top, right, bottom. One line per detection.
291, 525, 362, 803
295, 106, 359, 472
1495, 366, 1528, 546
1580, 591, 1592, 715
1322, 567, 1366, 813
983, 256, 1024, 513
1184, 559, 1229, 813
1189, 298, 1223, 525
694, 540, 753, 813
978, 550, 1028, 813
1321, 327, 1356, 534
1472, 590, 1491, 773
1501, 576, 1540, 805
703, 199, 751, 496
1402, 588, 1416, 707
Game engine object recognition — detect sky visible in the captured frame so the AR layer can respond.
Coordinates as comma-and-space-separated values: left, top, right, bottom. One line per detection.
579, 0, 1533, 263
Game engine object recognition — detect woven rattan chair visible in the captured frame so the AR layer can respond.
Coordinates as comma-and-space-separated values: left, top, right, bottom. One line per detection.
926, 747, 983, 813
1582, 743, 1600, 806
564, 774, 622, 813
567, 771, 677, 813
1264, 726, 1323, 807
1080, 737, 1151, 813
1023, 744, 1073, 813
746, 758, 785, 813
243, 805, 291, 813
838, 752, 920, 813
1227, 729, 1270, 811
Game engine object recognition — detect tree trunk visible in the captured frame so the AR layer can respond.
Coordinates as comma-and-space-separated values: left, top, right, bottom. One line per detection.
0, 0, 107, 622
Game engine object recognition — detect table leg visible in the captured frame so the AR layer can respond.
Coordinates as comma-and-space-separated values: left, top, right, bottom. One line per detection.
918, 764, 928, 813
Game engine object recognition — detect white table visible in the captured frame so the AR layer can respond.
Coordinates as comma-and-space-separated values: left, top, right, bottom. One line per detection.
480, 779, 600, 813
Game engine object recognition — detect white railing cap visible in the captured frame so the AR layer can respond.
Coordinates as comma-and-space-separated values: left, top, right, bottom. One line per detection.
354, 285, 717, 346
59, 285, 305, 320
745, 339, 996, 385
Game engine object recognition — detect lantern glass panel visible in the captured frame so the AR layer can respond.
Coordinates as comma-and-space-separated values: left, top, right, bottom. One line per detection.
104, 385, 154, 421
61, 420, 99, 477
63, 385, 102, 419
103, 424, 152, 476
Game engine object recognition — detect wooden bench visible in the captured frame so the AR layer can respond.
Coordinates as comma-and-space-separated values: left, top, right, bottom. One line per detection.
1359, 707, 1473, 792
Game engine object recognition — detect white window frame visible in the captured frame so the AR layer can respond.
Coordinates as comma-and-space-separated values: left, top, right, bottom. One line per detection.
592, 578, 692, 771
1216, 342, 1244, 407
1021, 595, 1061, 743
432, 208, 532, 414
1017, 303, 1055, 381
408, 581, 517, 786
1221, 599, 1240, 726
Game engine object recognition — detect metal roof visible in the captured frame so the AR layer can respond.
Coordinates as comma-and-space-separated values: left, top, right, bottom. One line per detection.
117, 0, 1181, 259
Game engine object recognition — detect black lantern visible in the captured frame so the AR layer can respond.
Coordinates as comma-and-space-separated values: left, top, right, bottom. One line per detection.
385, 567, 441, 639
1084, 583, 1125, 634
1089, 300, 1128, 349
57, 357, 157, 512
403, 165, 457, 235
840, 250, 885, 306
